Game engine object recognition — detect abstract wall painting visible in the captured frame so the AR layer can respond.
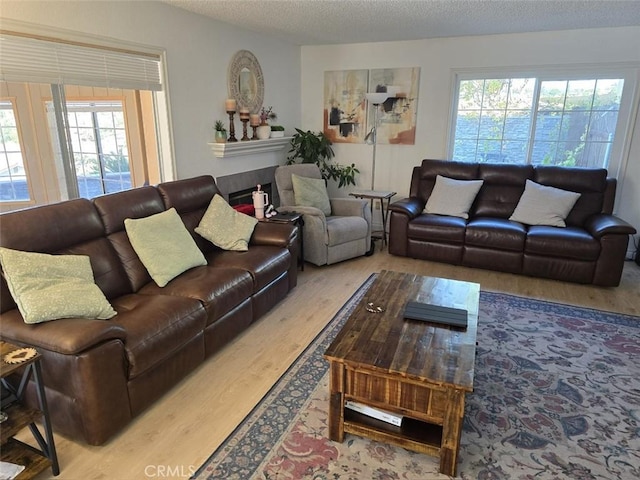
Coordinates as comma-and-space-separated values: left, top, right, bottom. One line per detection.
323, 70, 369, 144
368, 67, 420, 145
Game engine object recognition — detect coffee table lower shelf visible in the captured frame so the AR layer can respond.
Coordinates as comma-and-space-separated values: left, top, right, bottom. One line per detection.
344, 409, 443, 457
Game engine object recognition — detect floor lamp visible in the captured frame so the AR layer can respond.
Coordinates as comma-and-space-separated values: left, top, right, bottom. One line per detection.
364, 92, 390, 190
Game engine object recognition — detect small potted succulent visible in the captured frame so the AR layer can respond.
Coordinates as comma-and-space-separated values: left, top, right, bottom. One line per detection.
214, 120, 227, 143
270, 125, 285, 138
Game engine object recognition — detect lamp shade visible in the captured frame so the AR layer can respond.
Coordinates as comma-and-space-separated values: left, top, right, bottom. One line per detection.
365, 92, 390, 105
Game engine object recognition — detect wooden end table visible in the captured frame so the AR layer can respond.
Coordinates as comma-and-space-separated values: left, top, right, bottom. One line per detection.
349, 190, 396, 250
323, 270, 479, 476
1, 341, 60, 478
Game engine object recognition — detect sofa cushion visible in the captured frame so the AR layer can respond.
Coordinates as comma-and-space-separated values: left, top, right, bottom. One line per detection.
534, 166, 608, 226
139, 266, 254, 323
207, 247, 291, 292
93, 186, 168, 292
157, 175, 220, 254
408, 215, 467, 243
0, 248, 116, 324
525, 226, 601, 261
292, 174, 331, 216
465, 218, 527, 251
423, 175, 484, 219
195, 194, 258, 251
110, 293, 206, 379
415, 159, 479, 202
326, 216, 369, 246
125, 208, 207, 287
510, 180, 581, 227
474, 163, 533, 218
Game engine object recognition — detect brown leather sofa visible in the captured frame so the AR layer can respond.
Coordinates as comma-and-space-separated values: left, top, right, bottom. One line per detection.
0, 175, 298, 445
388, 159, 636, 286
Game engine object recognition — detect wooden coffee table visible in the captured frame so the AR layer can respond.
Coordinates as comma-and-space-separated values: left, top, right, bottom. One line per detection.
323, 270, 479, 476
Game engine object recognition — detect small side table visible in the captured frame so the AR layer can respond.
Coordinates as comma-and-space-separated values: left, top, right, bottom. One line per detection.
350, 190, 396, 249
1, 341, 60, 477
260, 211, 305, 270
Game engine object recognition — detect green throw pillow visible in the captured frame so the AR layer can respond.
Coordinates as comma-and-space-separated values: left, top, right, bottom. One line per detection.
195, 194, 258, 251
291, 174, 331, 216
0, 247, 117, 324
125, 208, 207, 287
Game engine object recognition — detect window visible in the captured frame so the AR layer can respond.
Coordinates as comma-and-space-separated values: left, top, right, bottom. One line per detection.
451, 76, 624, 169
0, 26, 170, 212
64, 101, 131, 198
0, 100, 29, 201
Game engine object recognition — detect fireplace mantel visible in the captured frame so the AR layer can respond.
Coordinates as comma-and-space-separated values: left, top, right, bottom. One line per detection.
208, 137, 292, 158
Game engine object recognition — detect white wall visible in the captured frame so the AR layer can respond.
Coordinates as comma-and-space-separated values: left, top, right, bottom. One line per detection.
0, 1, 301, 180
301, 27, 640, 251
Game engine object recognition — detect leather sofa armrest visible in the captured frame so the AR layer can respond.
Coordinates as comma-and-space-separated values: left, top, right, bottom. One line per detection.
0, 310, 126, 355
250, 221, 297, 248
330, 197, 368, 217
389, 197, 424, 220
584, 213, 637, 239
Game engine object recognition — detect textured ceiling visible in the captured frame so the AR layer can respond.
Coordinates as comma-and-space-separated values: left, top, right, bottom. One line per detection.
162, 0, 640, 45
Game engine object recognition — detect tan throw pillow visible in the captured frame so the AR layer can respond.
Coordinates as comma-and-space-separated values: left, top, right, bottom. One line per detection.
509, 180, 581, 227
0, 247, 117, 324
291, 174, 332, 216
125, 208, 207, 287
424, 175, 484, 219
195, 194, 258, 251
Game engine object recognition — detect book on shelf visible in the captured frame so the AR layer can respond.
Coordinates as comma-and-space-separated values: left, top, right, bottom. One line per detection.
345, 400, 403, 426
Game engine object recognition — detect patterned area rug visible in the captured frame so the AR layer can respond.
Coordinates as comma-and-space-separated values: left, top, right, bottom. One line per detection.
193, 275, 640, 480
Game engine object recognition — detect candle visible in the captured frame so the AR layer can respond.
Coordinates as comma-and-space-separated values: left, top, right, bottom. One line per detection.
239, 107, 250, 119
225, 98, 237, 112
250, 114, 260, 126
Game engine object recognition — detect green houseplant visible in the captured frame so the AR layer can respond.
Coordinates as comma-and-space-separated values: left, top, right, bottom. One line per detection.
287, 128, 359, 188
214, 120, 227, 143
270, 125, 285, 138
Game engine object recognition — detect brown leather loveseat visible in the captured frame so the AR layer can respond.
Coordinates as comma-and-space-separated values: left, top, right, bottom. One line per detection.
388, 159, 636, 286
0, 175, 298, 445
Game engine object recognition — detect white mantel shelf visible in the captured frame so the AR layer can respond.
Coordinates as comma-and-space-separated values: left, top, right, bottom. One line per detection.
209, 136, 292, 158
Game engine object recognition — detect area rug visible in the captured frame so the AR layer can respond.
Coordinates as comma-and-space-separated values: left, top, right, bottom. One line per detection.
193, 274, 640, 480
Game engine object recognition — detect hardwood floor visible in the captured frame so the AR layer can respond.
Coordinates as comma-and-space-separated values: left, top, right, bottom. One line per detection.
30, 252, 640, 479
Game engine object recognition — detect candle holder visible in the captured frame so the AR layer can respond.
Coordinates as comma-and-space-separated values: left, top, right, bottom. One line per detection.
240, 117, 250, 141
226, 110, 238, 142
251, 125, 258, 140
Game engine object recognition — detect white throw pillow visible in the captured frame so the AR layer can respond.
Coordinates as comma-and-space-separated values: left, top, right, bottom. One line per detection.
125, 208, 207, 287
423, 175, 484, 219
195, 194, 258, 251
509, 180, 581, 227
0, 247, 117, 324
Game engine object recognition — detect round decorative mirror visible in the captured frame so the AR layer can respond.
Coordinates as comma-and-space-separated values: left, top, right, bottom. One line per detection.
228, 50, 264, 113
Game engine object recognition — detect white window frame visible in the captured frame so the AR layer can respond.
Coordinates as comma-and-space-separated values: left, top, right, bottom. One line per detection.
447, 64, 640, 208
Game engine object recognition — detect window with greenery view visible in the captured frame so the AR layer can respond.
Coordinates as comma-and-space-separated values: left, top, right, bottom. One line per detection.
451, 77, 624, 168
64, 100, 131, 198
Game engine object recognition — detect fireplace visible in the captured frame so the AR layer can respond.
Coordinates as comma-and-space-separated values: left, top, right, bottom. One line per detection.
228, 183, 273, 206
215, 166, 280, 208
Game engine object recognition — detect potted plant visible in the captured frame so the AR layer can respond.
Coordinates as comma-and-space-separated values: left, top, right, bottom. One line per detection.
287, 128, 359, 188
270, 125, 285, 138
214, 120, 227, 143
257, 106, 277, 140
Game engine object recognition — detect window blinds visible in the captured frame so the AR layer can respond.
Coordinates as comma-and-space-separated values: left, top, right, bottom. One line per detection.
0, 33, 162, 91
